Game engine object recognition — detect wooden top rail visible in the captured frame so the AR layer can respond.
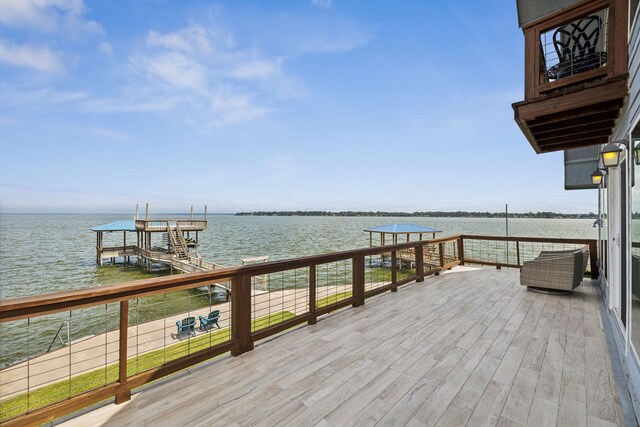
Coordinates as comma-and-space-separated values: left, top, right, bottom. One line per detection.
1, 234, 595, 322
0, 235, 462, 322
460, 234, 596, 245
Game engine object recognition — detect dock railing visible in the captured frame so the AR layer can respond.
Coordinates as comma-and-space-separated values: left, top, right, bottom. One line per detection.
135, 219, 207, 232
0, 234, 596, 426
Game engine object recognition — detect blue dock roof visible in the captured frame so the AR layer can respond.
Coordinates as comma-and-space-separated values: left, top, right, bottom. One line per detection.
91, 220, 137, 232
364, 223, 442, 234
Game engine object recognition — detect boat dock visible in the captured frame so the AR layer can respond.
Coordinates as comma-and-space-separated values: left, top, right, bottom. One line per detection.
364, 223, 457, 268
92, 206, 225, 275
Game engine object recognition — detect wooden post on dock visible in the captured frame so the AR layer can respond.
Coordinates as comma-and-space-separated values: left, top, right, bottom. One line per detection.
96, 232, 103, 265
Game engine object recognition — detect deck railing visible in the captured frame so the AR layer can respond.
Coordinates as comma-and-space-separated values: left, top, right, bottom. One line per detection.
459, 235, 598, 277
0, 234, 596, 426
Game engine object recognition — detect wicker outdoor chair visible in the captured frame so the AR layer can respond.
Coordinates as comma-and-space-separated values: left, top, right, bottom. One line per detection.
538, 246, 589, 273
520, 250, 583, 294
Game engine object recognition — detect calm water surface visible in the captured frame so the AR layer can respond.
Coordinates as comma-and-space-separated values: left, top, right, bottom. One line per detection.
0, 214, 599, 298
0, 214, 599, 367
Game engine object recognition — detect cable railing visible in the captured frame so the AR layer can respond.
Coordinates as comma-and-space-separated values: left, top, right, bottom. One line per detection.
459, 235, 598, 277
45, 321, 70, 353
0, 234, 596, 426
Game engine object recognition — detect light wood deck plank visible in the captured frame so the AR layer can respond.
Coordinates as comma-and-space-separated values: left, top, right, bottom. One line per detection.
56, 269, 626, 427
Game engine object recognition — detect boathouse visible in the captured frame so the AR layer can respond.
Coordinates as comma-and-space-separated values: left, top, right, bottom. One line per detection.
91, 206, 222, 274
364, 223, 453, 269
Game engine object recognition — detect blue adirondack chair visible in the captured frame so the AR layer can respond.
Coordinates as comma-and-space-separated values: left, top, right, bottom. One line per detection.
198, 310, 221, 331
175, 316, 196, 338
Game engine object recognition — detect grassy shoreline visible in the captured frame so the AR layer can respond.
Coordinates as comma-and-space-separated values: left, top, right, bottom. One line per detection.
0, 311, 295, 422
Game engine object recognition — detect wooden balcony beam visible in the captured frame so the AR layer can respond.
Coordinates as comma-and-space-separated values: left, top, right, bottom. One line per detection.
535, 129, 613, 144
539, 136, 610, 152
538, 132, 612, 148
530, 118, 616, 135
515, 77, 627, 121
527, 101, 622, 128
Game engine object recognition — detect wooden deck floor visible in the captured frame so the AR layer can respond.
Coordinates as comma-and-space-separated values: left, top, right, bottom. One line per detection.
57, 267, 626, 426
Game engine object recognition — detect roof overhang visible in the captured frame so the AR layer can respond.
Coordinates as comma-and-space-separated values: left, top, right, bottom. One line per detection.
516, 0, 584, 27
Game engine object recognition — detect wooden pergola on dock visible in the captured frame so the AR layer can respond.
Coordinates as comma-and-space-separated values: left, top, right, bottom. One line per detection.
365, 223, 442, 247
365, 223, 443, 267
91, 205, 217, 273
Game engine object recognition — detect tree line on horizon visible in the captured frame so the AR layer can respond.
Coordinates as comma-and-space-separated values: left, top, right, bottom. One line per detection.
235, 210, 599, 219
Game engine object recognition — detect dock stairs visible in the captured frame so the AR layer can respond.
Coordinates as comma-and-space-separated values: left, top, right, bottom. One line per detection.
166, 225, 189, 260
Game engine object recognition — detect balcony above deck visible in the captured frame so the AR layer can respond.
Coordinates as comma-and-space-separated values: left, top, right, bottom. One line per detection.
513, 0, 628, 154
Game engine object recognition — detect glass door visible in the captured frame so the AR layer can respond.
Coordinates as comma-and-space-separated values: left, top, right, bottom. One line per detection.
621, 157, 628, 327
631, 132, 640, 350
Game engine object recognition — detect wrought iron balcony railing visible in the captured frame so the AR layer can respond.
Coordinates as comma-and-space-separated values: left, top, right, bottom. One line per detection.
513, 0, 628, 154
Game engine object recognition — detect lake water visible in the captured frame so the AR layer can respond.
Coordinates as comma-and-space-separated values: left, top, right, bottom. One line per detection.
0, 214, 600, 367
0, 214, 599, 299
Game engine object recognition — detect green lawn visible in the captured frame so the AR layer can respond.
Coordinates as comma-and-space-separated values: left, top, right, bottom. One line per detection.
316, 292, 352, 308
366, 266, 415, 283
0, 311, 294, 422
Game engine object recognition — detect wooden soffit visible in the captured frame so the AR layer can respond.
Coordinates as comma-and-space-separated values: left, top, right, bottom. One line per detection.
513, 75, 628, 153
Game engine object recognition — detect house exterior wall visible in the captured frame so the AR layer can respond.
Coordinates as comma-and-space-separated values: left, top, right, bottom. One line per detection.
599, 2, 640, 418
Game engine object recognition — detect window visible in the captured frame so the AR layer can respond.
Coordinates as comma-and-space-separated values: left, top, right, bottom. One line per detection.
632, 0, 640, 33
631, 131, 640, 350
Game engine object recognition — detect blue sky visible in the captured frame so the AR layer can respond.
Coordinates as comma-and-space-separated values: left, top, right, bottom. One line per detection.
0, 0, 596, 214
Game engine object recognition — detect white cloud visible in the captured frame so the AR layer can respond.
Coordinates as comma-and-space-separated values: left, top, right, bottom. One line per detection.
311, 0, 332, 9
131, 51, 207, 91
0, 0, 102, 35
75, 126, 132, 142
120, 24, 292, 126
99, 41, 113, 55
0, 0, 80, 30
146, 26, 211, 54
232, 58, 283, 80
293, 26, 370, 54
0, 12, 369, 128
0, 40, 63, 72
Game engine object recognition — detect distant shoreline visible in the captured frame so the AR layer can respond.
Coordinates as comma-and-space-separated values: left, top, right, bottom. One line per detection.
235, 211, 599, 219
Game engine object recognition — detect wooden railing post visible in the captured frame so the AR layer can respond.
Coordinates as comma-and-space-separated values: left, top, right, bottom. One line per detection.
352, 255, 365, 306
457, 238, 465, 265
115, 300, 130, 404
415, 244, 424, 282
391, 251, 398, 292
231, 274, 253, 356
589, 241, 599, 279
524, 27, 537, 100
516, 241, 521, 266
438, 243, 445, 267
309, 265, 317, 324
